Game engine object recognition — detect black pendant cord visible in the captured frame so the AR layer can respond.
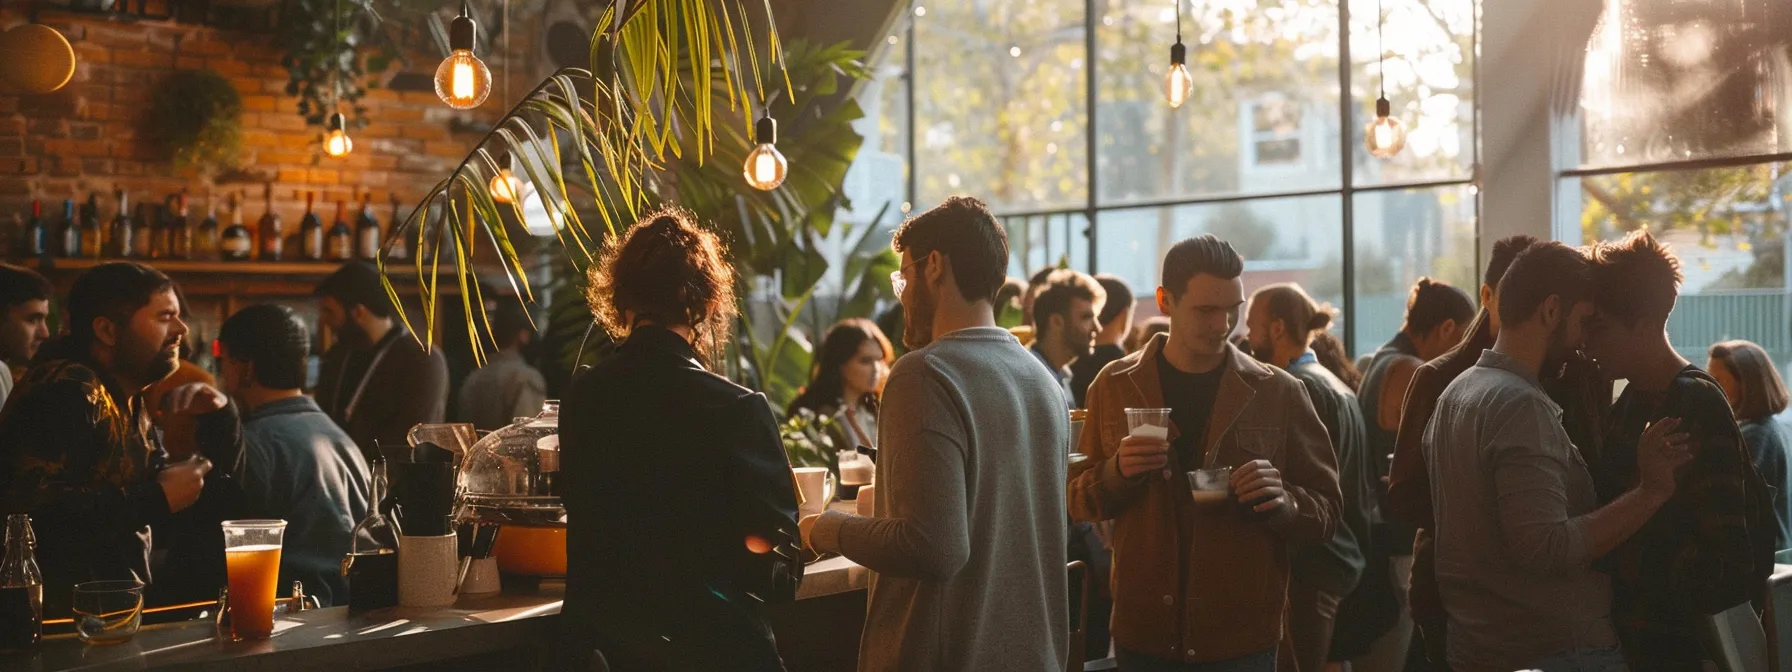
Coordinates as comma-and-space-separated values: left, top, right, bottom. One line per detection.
1377, 0, 1386, 100
1175, 0, 1182, 44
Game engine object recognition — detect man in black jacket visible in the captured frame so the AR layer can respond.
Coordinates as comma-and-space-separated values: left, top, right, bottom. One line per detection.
1246, 283, 1372, 672
0, 262, 242, 617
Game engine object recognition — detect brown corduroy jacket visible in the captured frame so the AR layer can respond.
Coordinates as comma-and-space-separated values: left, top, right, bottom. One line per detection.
1070, 334, 1341, 664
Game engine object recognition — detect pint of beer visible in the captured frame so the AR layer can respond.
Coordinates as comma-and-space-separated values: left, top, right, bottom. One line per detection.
222, 520, 287, 640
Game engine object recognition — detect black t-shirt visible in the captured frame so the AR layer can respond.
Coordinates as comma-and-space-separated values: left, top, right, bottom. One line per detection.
1156, 348, 1224, 467
1071, 343, 1127, 408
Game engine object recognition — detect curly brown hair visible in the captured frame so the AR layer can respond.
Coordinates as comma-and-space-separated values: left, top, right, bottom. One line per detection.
585, 207, 737, 366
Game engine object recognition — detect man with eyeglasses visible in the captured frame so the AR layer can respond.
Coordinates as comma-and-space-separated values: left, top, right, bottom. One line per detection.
1070, 235, 1341, 671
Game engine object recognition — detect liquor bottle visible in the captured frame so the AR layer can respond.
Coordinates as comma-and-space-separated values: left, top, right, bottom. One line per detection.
195, 193, 221, 261
298, 192, 324, 261
23, 201, 46, 259
80, 193, 101, 259
0, 514, 43, 652
258, 184, 283, 262
328, 199, 353, 261
345, 453, 399, 613
386, 194, 409, 262
109, 190, 134, 258
221, 192, 253, 262
129, 200, 154, 260
167, 190, 192, 260
59, 200, 79, 258
355, 193, 381, 261
149, 196, 172, 259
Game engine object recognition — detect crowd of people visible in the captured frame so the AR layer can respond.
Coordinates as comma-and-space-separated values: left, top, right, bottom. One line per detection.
2, 193, 1790, 672
0, 259, 551, 615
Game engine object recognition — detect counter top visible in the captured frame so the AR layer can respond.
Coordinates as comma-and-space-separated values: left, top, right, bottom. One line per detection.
5, 555, 869, 672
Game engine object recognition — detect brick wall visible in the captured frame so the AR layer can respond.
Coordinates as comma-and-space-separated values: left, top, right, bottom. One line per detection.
0, 7, 534, 231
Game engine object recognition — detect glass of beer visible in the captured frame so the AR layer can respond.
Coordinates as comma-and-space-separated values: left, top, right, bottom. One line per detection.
1187, 467, 1232, 507
222, 519, 286, 640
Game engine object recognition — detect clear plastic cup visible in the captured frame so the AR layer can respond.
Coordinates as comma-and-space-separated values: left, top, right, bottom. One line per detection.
1187, 467, 1233, 507
1124, 408, 1171, 441
222, 519, 287, 640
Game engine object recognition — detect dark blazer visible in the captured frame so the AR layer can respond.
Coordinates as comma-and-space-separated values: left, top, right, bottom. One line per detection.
314, 325, 448, 464
558, 325, 801, 671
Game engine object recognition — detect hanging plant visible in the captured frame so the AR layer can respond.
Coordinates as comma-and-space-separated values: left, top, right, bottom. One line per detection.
148, 69, 244, 173
277, 0, 405, 130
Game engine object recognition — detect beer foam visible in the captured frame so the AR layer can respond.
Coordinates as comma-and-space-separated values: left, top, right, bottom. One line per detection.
1130, 424, 1169, 441
1190, 490, 1229, 505
226, 545, 282, 553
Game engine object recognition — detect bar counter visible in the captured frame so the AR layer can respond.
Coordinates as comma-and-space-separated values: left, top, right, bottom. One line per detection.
1, 557, 869, 672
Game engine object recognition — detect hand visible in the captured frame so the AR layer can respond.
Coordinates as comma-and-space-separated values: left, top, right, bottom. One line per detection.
1637, 417, 1693, 498
799, 514, 822, 552
158, 456, 211, 513
1116, 434, 1170, 479
159, 383, 228, 417
1231, 459, 1290, 519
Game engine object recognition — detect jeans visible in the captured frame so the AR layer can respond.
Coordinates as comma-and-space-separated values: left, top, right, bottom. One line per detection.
1117, 647, 1276, 672
1526, 646, 1630, 672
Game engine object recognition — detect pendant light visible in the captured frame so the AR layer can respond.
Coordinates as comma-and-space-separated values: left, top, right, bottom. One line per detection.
1163, 0, 1191, 108
322, 1, 353, 157
743, 114, 787, 191
1363, 0, 1406, 159
435, 2, 492, 109
487, 0, 521, 202
323, 113, 354, 157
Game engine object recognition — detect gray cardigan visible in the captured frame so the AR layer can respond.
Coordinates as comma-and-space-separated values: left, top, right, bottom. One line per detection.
810, 327, 1069, 671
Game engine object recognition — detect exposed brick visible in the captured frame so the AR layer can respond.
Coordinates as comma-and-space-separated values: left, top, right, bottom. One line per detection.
48, 159, 80, 178
0, 98, 17, 115
276, 133, 314, 150
117, 161, 145, 176
398, 154, 446, 172
176, 56, 206, 70
424, 141, 471, 159
369, 155, 399, 170
38, 22, 85, 42
227, 76, 264, 94
378, 107, 424, 123
307, 169, 339, 185
44, 138, 109, 159
262, 79, 291, 95
277, 168, 308, 184
19, 93, 78, 118
0, 119, 23, 135
251, 63, 286, 78
113, 49, 175, 70
401, 124, 449, 141
69, 124, 101, 141
84, 24, 145, 49
241, 130, 279, 147
73, 42, 112, 66
208, 59, 252, 77
145, 28, 192, 53
82, 158, 115, 174
27, 119, 67, 138
260, 114, 307, 132
0, 139, 21, 157
0, 178, 29, 195
240, 95, 278, 112
363, 89, 402, 104
184, 38, 233, 57
258, 150, 311, 166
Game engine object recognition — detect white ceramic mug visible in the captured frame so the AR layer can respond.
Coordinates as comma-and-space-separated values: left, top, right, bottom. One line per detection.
397, 532, 459, 608
793, 467, 836, 518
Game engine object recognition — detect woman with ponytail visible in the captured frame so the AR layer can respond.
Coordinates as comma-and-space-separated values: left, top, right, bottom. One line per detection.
1244, 283, 1374, 672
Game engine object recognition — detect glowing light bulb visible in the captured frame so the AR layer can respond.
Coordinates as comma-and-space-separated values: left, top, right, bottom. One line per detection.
322, 113, 353, 158
1364, 97, 1407, 159
743, 116, 788, 191
434, 6, 491, 109
1163, 42, 1193, 109
490, 155, 522, 204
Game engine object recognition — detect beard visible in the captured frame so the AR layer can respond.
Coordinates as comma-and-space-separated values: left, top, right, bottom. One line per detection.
120, 333, 182, 386
902, 286, 936, 351
1541, 318, 1577, 378
338, 319, 372, 349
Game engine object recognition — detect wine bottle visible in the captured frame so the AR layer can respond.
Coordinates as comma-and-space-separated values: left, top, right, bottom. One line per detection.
167, 190, 192, 260
258, 184, 283, 262
23, 201, 46, 259
298, 191, 324, 261
108, 190, 133, 258
195, 193, 221, 260
328, 199, 353, 261
80, 193, 101, 259
221, 192, 253, 262
386, 194, 409, 261
59, 200, 79, 259
0, 514, 43, 652
356, 193, 381, 261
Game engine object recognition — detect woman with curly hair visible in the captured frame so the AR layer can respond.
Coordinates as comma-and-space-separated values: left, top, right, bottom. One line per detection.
558, 207, 801, 671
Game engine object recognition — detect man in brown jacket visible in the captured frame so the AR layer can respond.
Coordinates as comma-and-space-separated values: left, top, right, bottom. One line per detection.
1071, 235, 1341, 671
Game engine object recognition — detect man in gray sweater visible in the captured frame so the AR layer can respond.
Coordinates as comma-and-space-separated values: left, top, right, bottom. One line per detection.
803, 196, 1069, 671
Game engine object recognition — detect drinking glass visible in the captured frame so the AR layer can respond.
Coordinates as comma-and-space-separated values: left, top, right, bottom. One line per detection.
1186, 467, 1232, 507
72, 580, 142, 645
1124, 408, 1172, 441
222, 519, 286, 640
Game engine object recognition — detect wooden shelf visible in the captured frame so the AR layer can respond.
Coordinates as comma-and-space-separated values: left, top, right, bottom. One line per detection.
30, 258, 351, 276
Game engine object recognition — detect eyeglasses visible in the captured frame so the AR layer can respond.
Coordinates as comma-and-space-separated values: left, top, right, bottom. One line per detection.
890, 259, 923, 297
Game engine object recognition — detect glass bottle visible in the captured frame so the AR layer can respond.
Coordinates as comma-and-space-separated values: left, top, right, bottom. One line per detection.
79, 193, 102, 259
24, 200, 46, 259
385, 194, 409, 261
298, 191, 324, 261
167, 190, 192, 260
344, 452, 399, 612
355, 193, 381, 261
195, 193, 221, 261
130, 200, 155, 259
0, 514, 43, 651
221, 192, 253, 262
327, 199, 353, 261
257, 184, 283, 262
108, 189, 132, 258
58, 199, 78, 258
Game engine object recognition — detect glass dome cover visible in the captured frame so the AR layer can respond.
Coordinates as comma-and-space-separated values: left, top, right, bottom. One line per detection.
457, 401, 564, 526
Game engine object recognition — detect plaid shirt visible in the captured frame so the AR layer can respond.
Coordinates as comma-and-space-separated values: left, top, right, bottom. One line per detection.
1591, 366, 1770, 668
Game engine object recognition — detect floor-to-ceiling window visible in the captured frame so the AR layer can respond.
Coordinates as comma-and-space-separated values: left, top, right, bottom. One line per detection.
856, 0, 1480, 355
1557, 0, 1792, 364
